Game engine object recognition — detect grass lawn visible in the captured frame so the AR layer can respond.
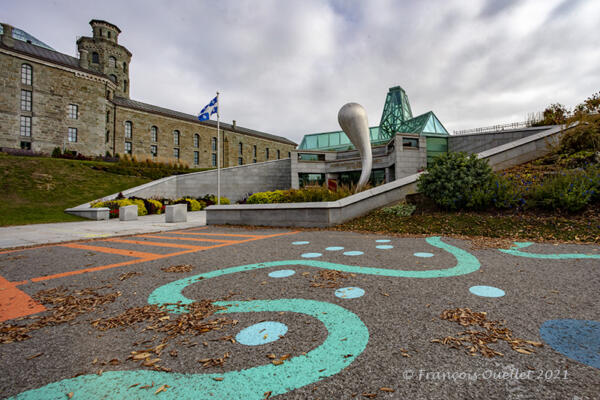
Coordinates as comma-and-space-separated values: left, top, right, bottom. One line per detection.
0, 154, 150, 226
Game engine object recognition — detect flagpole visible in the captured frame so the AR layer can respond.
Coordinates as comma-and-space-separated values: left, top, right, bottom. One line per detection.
216, 91, 220, 206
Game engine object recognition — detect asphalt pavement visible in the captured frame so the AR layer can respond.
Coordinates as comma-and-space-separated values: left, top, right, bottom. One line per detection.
0, 225, 598, 399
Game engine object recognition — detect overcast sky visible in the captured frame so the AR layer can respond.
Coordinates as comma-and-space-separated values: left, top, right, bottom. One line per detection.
4, 0, 600, 143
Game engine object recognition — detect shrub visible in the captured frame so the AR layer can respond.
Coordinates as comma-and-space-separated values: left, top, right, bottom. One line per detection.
490, 175, 524, 209
557, 117, 600, 155
147, 199, 163, 214
529, 172, 594, 212
174, 197, 206, 211
91, 198, 147, 216
417, 152, 494, 210
51, 147, 62, 158
382, 203, 416, 217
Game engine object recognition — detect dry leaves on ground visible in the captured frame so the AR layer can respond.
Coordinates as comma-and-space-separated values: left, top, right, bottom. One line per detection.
432, 308, 543, 358
309, 270, 351, 288
161, 264, 194, 273
0, 286, 120, 344
119, 271, 141, 281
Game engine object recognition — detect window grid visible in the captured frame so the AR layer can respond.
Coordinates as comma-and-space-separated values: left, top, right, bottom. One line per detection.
151, 126, 158, 142
173, 130, 180, 146
238, 142, 243, 155
20, 116, 31, 136
151, 145, 157, 157
68, 104, 78, 119
125, 121, 132, 139
20, 90, 32, 111
21, 64, 32, 85
238, 157, 243, 166
194, 151, 199, 165
211, 153, 217, 167
125, 141, 132, 154
68, 127, 77, 143
173, 148, 180, 159
108, 57, 116, 68
211, 137, 217, 151
194, 134, 199, 148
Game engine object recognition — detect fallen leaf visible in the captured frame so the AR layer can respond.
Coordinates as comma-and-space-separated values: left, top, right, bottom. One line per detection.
213, 377, 224, 381
380, 387, 395, 392
263, 391, 272, 399
154, 384, 169, 394
67, 393, 74, 399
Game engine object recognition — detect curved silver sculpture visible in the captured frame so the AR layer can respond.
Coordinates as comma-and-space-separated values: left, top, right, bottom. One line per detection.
338, 103, 372, 192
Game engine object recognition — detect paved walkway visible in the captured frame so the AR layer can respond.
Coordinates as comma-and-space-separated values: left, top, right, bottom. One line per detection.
0, 211, 206, 249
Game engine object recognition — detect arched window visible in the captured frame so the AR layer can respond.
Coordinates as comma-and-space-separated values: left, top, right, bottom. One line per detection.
211, 137, 217, 151
108, 56, 116, 68
173, 130, 180, 146
92, 52, 99, 64
151, 126, 158, 142
125, 121, 132, 139
193, 133, 199, 148
21, 64, 32, 85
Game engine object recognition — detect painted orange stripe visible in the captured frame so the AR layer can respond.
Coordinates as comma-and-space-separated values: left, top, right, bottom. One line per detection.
60, 243, 160, 259
0, 275, 46, 322
138, 234, 237, 244
103, 238, 208, 250
21, 231, 300, 285
168, 232, 260, 238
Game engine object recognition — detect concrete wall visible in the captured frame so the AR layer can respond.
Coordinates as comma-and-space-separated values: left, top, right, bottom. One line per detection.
205, 125, 567, 228
448, 126, 552, 154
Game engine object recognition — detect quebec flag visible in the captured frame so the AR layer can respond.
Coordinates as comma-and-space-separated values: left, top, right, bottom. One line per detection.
198, 96, 218, 121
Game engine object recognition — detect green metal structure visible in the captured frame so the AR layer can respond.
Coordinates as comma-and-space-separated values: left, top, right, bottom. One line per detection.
298, 85, 449, 161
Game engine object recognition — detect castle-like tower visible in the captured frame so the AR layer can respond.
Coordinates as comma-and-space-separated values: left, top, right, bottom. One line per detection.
76, 20, 131, 98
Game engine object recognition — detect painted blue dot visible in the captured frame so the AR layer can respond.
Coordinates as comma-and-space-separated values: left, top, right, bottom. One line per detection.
236, 321, 288, 346
343, 251, 364, 256
414, 252, 434, 258
469, 285, 505, 297
540, 319, 600, 369
292, 241, 309, 245
301, 252, 322, 258
375, 239, 391, 243
376, 245, 394, 250
325, 246, 344, 251
335, 287, 365, 299
268, 269, 295, 278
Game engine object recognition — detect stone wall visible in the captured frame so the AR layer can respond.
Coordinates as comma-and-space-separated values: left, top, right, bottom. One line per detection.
0, 51, 112, 155
114, 106, 295, 168
448, 127, 551, 154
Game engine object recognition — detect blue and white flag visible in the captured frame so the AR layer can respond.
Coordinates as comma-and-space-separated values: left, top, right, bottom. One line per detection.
198, 95, 218, 121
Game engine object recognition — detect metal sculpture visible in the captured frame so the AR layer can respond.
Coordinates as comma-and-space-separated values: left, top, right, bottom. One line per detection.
338, 103, 372, 191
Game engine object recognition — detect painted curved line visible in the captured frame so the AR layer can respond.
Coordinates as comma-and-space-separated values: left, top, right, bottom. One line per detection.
10, 299, 368, 400
500, 242, 600, 259
149, 237, 480, 308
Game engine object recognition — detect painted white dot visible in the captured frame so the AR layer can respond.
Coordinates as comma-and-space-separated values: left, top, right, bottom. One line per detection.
376, 245, 394, 250
335, 287, 365, 299
414, 252, 434, 258
375, 239, 391, 243
301, 252, 322, 258
326, 246, 344, 251
236, 321, 288, 346
268, 269, 295, 278
343, 251, 364, 256
292, 241, 309, 245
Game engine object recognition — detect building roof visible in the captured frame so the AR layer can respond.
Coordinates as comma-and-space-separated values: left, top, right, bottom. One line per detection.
113, 97, 297, 146
89, 20, 122, 33
396, 111, 449, 136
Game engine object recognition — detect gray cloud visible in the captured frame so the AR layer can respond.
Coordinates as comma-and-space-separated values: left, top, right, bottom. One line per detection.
3, 0, 599, 142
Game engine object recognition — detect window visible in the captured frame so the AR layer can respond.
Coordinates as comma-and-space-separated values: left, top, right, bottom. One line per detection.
211, 137, 217, 151
110, 74, 117, 84
124, 121, 132, 139
238, 157, 243, 165
173, 148, 180, 159
402, 138, 419, 148
288, 152, 291, 158
125, 141, 132, 154
20, 141, 31, 150
106, 111, 110, 123
106, 131, 110, 143
123, 80, 127, 93
151, 126, 158, 142
253, 145, 257, 157
20, 90, 32, 111
68, 127, 77, 142
194, 151, 199, 165
68, 104, 78, 119
108, 56, 116, 68
150, 145, 157, 157
107, 31, 111, 39
211, 153, 217, 167
194, 133, 199, 148
20, 116, 31, 136
173, 130, 180, 146
123, 62, 127, 72
21, 64, 32, 85
92, 52, 99, 63
253, 159, 257, 163
238, 142, 243, 155
277, 150, 280, 159
266, 148, 270, 159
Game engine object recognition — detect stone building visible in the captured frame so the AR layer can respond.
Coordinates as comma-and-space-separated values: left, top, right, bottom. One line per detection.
0, 20, 296, 167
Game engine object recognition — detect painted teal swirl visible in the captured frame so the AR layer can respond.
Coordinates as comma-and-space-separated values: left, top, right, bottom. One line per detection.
150, 236, 479, 308
10, 299, 369, 400
500, 242, 600, 259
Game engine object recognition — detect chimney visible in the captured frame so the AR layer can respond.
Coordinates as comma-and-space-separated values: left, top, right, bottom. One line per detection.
232, 120, 236, 130
1, 23, 15, 47
79, 49, 89, 69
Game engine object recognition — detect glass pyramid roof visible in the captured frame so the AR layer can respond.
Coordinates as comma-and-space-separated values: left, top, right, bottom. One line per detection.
378, 86, 413, 139
0, 25, 55, 51
396, 111, 449, 136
